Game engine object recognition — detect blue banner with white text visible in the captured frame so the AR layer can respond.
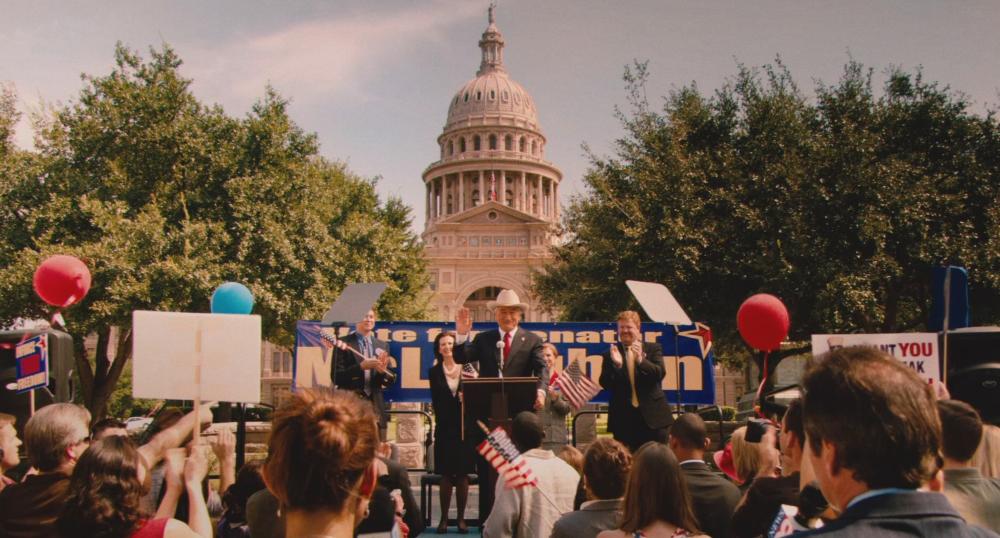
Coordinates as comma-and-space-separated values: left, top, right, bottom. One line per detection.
294, 321, 716, 405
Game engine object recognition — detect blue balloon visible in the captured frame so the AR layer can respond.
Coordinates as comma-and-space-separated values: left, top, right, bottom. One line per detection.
211, 282, 254, 314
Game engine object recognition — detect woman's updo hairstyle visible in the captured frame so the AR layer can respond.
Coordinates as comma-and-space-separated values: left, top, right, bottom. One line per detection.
264, 389, 378, 512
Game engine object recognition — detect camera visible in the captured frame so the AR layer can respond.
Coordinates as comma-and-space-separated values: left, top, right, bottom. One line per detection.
745, 417, 773, 443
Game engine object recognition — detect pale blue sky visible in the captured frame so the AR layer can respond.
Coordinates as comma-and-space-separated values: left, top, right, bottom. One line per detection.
4, 1, 999, 229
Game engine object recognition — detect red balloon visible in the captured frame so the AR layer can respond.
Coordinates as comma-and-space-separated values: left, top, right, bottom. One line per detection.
737, 293, 790, 351
33, 255, 92, 307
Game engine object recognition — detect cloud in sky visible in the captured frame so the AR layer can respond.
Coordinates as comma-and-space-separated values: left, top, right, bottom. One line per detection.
186, 1, 483, 112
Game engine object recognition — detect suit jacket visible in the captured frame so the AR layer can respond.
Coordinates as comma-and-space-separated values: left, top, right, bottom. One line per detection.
551, 498, 622, 538
333, 332, 391, 425
598, 342, 673, 433
680, 460, 741, 538
453, 327, 548, 392
796, 490, 999, 537
379, 456, 425, 537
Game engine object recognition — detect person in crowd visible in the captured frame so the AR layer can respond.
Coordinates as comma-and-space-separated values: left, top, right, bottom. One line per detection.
245, 487, 284, 538
262, 389, 381, 537
541, 343, 572, 451
973, 424, 1000, 479
0, 412, 22, 492
732, 399, 805, 537
599, 441, 705, 538
56, 435, 212, 538
0, 403, 91, 537
797, 346, 997, 537
91, 418, 129, 440
483, 411, 579, 538
599, 310, 673, 453
729, 426, 764, 492
0, 403, 211, 537
557, 444, 588, 509
453, 288, 549, 523
377, 447, 423, 537
331, 309, 395, 440
669, 412, 741, 538
938, 399, 1000, 532
139, 406, 215, 513
552, 438, 633, 538
428, 331, 474, 533
216, 459, 266, 538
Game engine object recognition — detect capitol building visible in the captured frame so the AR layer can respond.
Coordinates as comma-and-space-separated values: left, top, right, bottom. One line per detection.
422, 6, 562, 323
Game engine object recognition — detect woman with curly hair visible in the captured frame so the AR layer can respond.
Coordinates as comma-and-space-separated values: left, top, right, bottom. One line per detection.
56, 435, 212, 538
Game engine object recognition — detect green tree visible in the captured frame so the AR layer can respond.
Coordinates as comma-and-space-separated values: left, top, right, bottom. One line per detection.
0, 45, 427, 419
535, 59, 1000, 362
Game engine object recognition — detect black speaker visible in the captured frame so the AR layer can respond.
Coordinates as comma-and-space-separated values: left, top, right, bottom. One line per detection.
0, 329, 75, 433
944, 328, 1000, 425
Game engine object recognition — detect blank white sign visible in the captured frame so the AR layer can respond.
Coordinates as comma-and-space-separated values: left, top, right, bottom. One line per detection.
626, 280, 692, 325
132, 310, 261, 403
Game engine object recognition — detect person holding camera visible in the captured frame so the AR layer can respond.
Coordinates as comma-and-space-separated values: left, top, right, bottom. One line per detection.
732, 399, 805, 537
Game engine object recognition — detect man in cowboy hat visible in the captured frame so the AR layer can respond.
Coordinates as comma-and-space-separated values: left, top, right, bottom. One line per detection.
454, 288, 549, 524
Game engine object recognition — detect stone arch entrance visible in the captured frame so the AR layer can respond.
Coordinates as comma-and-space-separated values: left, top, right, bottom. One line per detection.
463, 285, 504, 322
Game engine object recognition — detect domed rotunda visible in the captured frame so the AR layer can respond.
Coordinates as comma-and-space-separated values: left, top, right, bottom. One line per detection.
422, 5, 562, 322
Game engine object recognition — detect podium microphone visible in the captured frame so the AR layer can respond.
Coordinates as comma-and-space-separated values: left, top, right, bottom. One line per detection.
496, 340, 505, 378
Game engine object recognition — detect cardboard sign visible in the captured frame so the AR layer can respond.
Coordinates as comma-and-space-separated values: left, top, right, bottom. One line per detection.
811, 333, 941, 384
132, 311, 262, 403
16, 334, 49, 393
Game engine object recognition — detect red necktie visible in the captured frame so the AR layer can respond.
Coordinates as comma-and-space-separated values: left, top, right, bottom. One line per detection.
503, 332, 511, 370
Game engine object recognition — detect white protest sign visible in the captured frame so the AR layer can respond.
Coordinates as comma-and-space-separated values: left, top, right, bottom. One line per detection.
811, 333, 940, 385
133, 311, 261, 403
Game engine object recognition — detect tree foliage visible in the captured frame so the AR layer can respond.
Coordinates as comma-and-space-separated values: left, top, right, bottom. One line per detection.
0, 45, 428, 418
535, 59, 1000, 362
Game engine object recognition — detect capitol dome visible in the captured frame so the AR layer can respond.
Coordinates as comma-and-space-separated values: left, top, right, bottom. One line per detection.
443, 5, 540, 131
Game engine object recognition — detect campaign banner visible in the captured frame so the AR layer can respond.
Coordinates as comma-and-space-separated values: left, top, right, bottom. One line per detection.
811, 333, 941, 385
16, 334, 49, 393
294, 321, 716, 405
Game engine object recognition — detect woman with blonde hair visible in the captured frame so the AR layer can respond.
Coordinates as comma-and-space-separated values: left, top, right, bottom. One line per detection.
262, 389, 380, 537
972, 424, 1000, 478
598, 442, 706, 538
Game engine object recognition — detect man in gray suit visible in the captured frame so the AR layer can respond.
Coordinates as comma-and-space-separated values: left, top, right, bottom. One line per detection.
551, 438, 632, 538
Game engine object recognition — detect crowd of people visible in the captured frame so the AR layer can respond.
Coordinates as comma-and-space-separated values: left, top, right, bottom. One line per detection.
1, 288, 999, 537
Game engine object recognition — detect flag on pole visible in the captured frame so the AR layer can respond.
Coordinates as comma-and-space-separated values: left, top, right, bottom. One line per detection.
552, 357, 601, 411
477, 425, 538, 489
489, 171, 497, 201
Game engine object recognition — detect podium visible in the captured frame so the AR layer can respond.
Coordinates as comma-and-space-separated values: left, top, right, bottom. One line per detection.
461, 376, 538, 435
460, 376, 538, 525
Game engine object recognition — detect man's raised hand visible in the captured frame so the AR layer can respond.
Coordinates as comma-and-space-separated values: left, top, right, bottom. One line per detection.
456, 307, 472, 335
609, 344, 623, 367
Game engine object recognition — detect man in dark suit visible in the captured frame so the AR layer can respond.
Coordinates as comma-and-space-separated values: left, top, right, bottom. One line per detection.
795, 346, 997, 537
598, 310, 673, 453
331, 309, 393, 439
453, 288, 548, 525
669, 413, 740, 538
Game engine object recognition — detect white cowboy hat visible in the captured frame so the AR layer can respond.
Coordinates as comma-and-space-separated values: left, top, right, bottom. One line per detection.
487, 289, 529, 310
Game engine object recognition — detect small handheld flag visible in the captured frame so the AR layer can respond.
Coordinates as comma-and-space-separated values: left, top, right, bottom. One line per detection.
552, 358, 601, 411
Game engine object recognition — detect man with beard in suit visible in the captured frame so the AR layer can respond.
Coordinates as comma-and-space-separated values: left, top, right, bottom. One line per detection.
599, 310, 674, 453
331, 309, 393, 440
453, 288, 548, 526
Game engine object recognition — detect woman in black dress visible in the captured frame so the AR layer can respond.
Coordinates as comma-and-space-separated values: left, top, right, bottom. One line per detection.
429, 331, 475, 534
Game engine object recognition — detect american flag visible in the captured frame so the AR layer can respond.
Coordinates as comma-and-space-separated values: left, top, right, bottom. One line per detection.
461, 362, 479, 379
552, 358, 601, 411
489, 170, 497, 201
477, 426, 538, 489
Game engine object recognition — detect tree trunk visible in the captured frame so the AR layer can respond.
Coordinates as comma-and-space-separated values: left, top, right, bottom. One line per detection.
86, 326, 133, 421
73, 334, 94, 407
